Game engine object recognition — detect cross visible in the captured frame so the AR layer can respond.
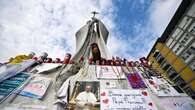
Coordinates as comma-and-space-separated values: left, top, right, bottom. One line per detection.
91, 11, 99, 18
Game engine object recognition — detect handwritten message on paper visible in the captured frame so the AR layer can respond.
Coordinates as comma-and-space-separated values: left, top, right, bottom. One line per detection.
97, 66, 126, 79
145, 77, 180, 96
100, 89, 157, 110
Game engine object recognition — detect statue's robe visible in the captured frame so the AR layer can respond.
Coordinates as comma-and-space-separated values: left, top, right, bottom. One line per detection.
54, 18, 111, 110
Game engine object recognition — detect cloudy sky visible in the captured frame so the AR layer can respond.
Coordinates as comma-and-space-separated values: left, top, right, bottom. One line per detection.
0, 0, 182, 62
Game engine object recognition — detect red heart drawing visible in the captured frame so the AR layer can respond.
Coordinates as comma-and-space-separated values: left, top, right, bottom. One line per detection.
142, 91, 148, 96
148, 102, 153, 106
101, 92, 106, 96
149, 80, 155, 85
102, 99, 109, 104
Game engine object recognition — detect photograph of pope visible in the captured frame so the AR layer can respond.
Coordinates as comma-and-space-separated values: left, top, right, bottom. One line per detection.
75, 84, 97, 110
68, 81, 100, 110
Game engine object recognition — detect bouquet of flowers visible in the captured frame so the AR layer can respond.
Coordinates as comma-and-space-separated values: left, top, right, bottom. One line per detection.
127, 72, 147, 89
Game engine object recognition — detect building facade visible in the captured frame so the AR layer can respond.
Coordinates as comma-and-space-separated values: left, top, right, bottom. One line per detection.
147, 0, 195, 98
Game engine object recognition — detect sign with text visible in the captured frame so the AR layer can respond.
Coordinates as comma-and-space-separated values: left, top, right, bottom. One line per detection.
97, 66, 126, 79
100, 89, 157, 110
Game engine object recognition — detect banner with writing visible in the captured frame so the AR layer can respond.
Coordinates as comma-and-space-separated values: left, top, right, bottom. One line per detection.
96, 66, 126, 79
100, 89, 157, 110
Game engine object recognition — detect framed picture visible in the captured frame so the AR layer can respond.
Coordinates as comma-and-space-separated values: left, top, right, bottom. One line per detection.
68, 81, 100, 110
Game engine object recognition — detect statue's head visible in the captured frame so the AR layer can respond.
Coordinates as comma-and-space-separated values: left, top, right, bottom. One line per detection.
91, 43, 99, 52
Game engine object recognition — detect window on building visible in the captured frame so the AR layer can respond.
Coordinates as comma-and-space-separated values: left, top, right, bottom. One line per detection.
189, 60, 195, 71
166, 37, 174, 47
181, 34, 189, 43
151, 48, 155, 54
156, 52, 162, 61
179, 33, 191, 46
156, 53, 164, 64
153, 50, 159, 58
172, 43, 183, 55
167, 67, 178, 79
160, 60, 166, 67
174, 44, 184, 55
187, 3, 195, 17
169, 40, 176, 49
191, 27, 195, 32
173, 75, 186, 88
162, 60, 171, 71
171, 28, 183, 40
184, 86, 195, 98
189, 24, 195, 35
179, 16, 192, 30
158, 57, 164, 64
181, 44, 195, 63
173, 85, 184, 93
185, 35, 194, 47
